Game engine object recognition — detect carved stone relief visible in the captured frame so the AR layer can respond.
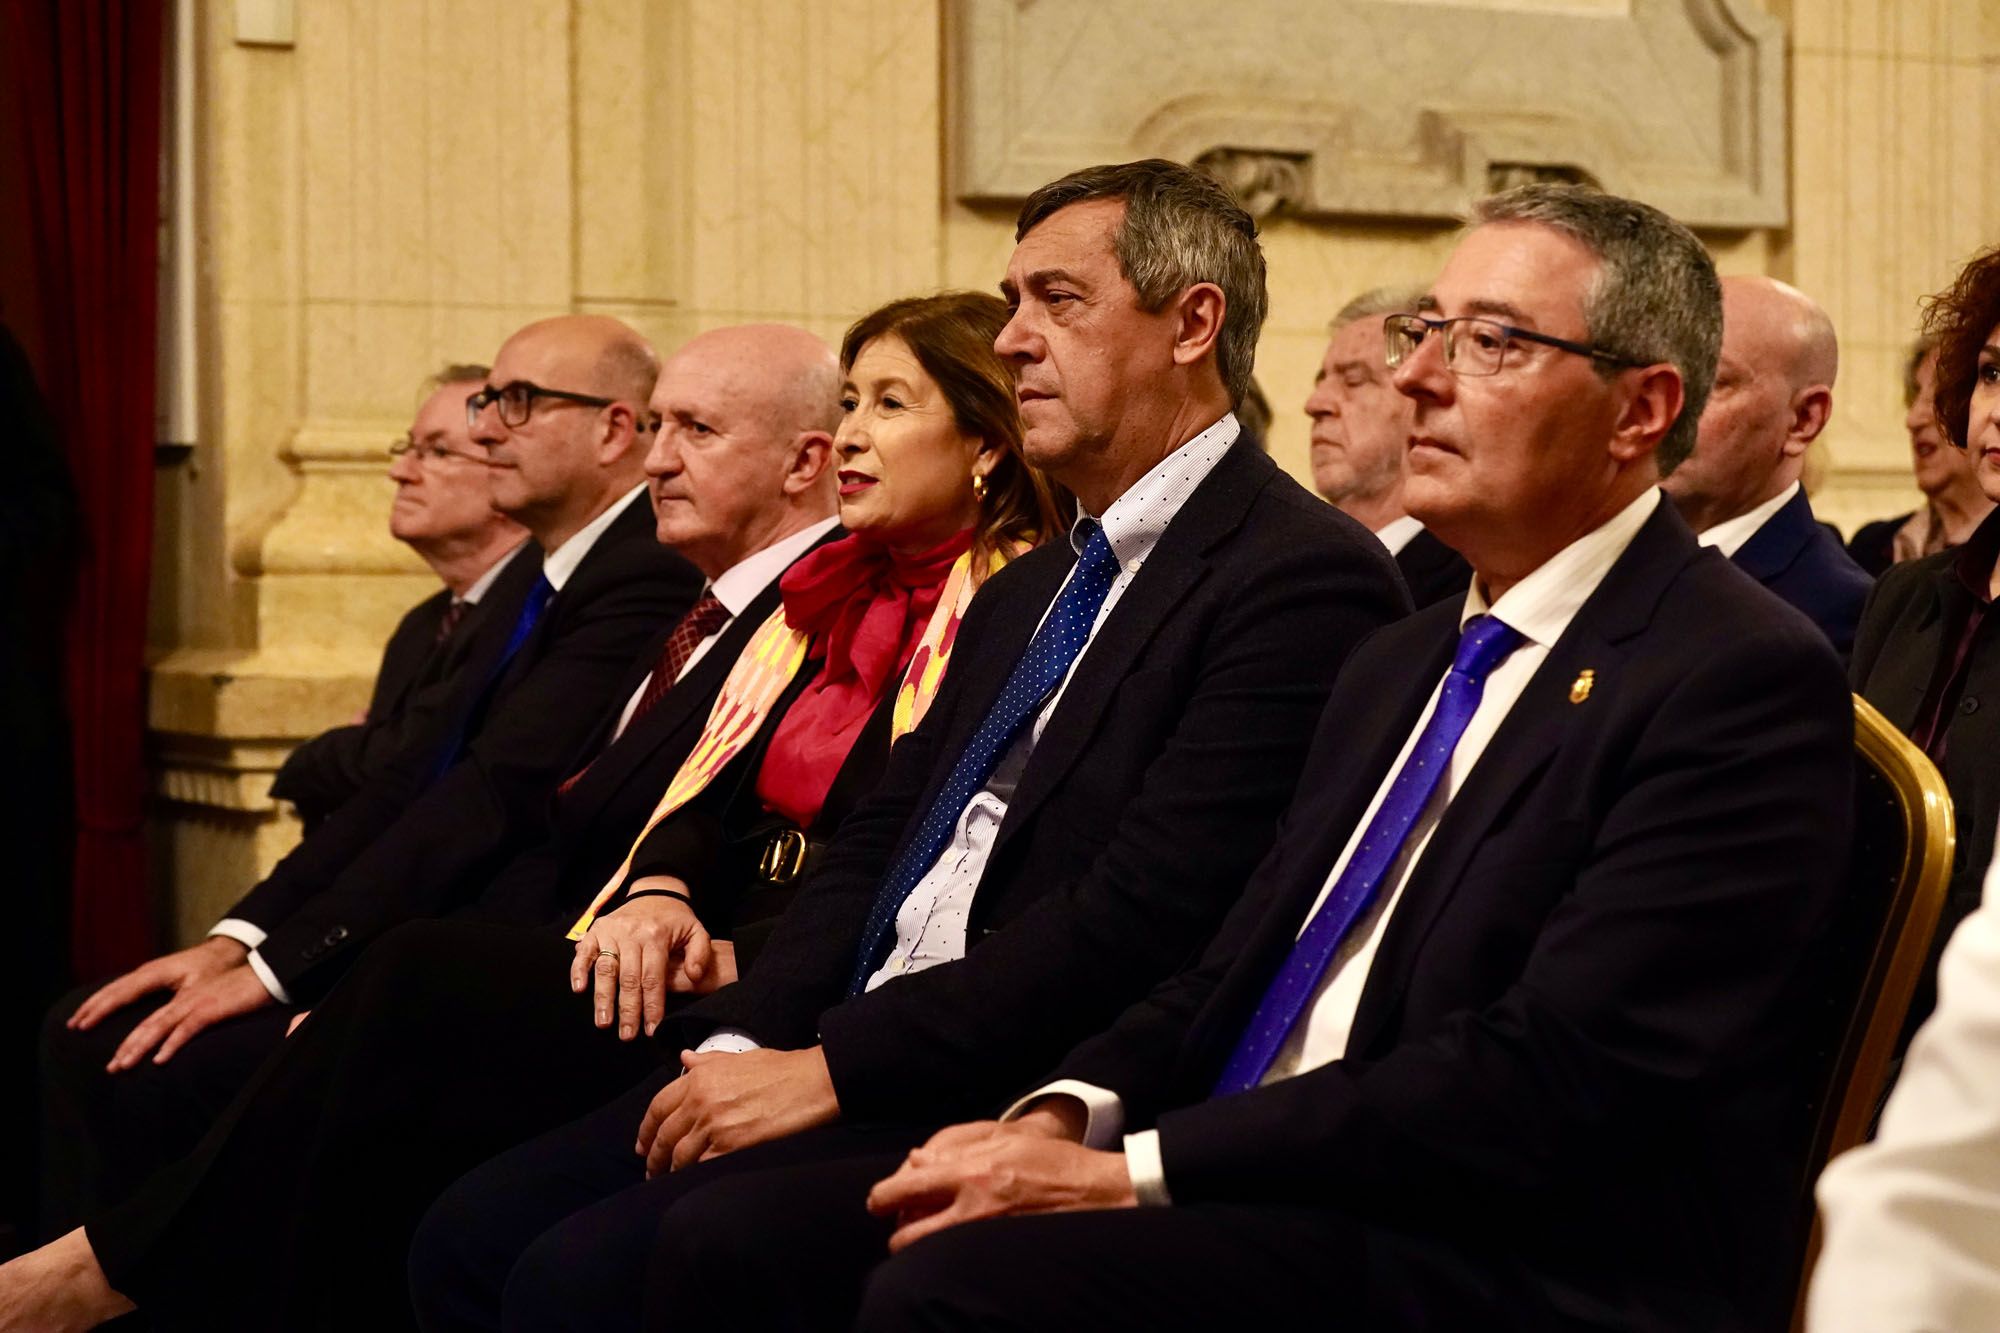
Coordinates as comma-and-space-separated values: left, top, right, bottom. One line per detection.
949, 0, 1786, 228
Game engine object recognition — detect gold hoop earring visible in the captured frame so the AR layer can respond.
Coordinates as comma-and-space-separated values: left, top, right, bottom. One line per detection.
971, 473, 988, 502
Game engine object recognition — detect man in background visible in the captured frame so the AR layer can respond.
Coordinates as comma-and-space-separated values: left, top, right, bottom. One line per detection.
1663, 275, 1872, 655
1305, 285, 1471, 607
269, 364, 529, 832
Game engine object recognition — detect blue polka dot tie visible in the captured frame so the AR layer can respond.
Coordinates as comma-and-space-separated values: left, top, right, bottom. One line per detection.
1211, 613, 1526, 1095
847, 522, 1122, 994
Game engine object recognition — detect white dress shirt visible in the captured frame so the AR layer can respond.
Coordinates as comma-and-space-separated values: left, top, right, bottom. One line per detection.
1010, 487, 1664, 1205
216, 484, 655, 1004
1809, 844, 2000, 1333
1695, 481, 1797, 559
1373, 513, 1425, 557
608, 517, 839, 740
696, 415, 1241, 1056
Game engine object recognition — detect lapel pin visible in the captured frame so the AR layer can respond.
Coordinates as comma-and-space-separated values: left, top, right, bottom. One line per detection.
1569, 669, 1595, 704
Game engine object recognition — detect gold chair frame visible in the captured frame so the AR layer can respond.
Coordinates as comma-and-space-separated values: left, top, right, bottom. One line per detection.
1789, 693, 1956, 1330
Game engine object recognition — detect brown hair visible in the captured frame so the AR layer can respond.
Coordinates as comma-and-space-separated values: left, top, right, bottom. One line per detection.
1923, 247, 2000, 447
840, 291, 1062, 577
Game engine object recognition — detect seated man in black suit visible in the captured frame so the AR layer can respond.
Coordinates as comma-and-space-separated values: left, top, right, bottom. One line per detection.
39, 315, 701, 1226
269, 363, 529, 833
1663, 274, 1873, 656
640, 185, 1857, 1333
1305, 284, 1472, 607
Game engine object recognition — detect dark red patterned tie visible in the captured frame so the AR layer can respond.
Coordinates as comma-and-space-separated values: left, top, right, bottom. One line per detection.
556, 593, 730, 795
434, 599, 469, 645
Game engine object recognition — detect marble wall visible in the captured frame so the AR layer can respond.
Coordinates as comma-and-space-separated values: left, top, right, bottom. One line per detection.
150, 0, 2000, 936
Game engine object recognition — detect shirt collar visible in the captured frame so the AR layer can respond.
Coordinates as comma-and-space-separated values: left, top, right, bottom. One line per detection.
1373, 513, 1425, 556
1696, 481, 1798, 559
458, 539, 529, 605
540, 484, 648, 592
1069, 412, 1239, 570
1461, 487, 1661, 647
709, 516, 842, 616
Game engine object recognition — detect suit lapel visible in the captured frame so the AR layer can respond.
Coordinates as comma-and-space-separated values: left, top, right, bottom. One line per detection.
995, 444, 1272, 845
1345, 502, 1698, 1054
1730, 489, 1813, 585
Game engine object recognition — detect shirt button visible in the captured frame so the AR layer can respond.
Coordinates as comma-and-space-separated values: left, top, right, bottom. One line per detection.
1961, 696, 1980, 715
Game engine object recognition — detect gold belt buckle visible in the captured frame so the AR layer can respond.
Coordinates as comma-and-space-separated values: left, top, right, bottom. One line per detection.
758, 828, 809, 884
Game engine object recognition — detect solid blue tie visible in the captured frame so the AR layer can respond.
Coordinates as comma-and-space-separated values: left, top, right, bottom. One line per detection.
846, 522, 1122, 994
1211, 613, 1526, 1095
431, 571, 555, 778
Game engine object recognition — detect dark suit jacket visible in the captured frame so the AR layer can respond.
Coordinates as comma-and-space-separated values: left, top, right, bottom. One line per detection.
268, 579, 499, 831
1851, 519, 2000, 1019
1050, 500, 1853, 1333
1847, 511, 1914, 577
1733, 488, 1874, 659
230, 494, 703, 1001
1392, 526, 1473, 610
664, 441, 1412, 1123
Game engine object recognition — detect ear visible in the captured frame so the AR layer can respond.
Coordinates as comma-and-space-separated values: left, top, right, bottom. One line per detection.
1607, 363, 1686, 464
782, 430, 835, 496
971, 441, 1000, 482
1784, 384, 1833, 456
596, 401, 644, 465
1168, 282, 1228, 374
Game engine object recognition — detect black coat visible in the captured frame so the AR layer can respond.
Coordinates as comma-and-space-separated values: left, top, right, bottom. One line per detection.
664, 441, 1412, 1123
1733, 488, 1874, 659
1049, 500, 1854, 1333
231, 494, 702, 1002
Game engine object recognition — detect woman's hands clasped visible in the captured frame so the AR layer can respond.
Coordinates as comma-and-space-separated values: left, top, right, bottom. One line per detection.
569, 876, 739, 1039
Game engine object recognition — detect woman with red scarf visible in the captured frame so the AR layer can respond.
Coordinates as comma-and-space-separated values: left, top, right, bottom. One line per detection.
570, 292, 1058, 996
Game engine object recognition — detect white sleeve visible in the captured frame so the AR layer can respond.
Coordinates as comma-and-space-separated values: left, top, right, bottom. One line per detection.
1810, 858, 2000, 1333
999, 1079, 1125, 1149
209, 919, 268, 950
694, 1027, 762, 1055
1122, 1129, 1172, 1206
242, 950, 293, 1005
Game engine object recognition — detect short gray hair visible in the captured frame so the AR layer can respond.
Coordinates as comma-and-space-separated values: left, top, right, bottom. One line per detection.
1016, 159, 1267, 405
1332, 285, 1427, 333
1471, 184, 1721, 473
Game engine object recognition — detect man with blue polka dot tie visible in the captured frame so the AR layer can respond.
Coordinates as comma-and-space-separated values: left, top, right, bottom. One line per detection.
834, 188, 1857, 1333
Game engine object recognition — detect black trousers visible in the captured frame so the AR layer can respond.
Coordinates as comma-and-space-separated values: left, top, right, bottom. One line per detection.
84, 919, 669, 1333
39, 984, 293, 1238
411, 1104, 925, 1333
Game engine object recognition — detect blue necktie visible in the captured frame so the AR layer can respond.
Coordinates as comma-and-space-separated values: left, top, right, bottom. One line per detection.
431, 572, 555, 778
846, 522, 1122, 993
1211, 613, 1526, 1096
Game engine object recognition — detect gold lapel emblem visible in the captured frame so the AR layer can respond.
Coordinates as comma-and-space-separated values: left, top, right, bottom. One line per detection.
1569, 669, 1595, 704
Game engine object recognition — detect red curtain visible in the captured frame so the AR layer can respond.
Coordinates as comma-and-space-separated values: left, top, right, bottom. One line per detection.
4, 0, 165, 976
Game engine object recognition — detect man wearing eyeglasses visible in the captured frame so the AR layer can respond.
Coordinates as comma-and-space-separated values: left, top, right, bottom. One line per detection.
632, 186, 1858, 1333
266, 364, 530, 834
42, 316, 700, 1226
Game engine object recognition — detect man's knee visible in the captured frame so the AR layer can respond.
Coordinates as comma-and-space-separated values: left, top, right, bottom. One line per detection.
858, 1229, 1013, 1333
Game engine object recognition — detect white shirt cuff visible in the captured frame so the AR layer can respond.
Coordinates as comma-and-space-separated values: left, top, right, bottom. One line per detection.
1123, 1129, 1172, 1206
1000, 1079, 1125, 1149
243, 949, 292, 1005
209, 918, 268, 950
694, 1027, 762, 1055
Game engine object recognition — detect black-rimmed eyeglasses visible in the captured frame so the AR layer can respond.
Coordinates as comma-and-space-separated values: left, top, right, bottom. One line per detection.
465, 380, 617, 429
1382, 313, 1641, 378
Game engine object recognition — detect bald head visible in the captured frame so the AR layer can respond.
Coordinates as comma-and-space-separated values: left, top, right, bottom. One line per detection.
472, 315, 660, 549
645, 324, 841, 578
1664, 275, 1839, 534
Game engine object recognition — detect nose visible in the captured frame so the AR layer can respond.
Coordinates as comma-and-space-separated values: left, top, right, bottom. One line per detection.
1390, 326, 1450, 404
644, 424, 680, 479
388, 449, 423, 483
993, 306, 1036, 363
1303, 378, 1338, 422
467, 396, 506, 450
1906, 394, 1932, 437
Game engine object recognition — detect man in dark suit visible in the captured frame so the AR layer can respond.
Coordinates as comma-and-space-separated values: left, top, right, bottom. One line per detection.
38, 315, 700, 1228
269, 364, 529, 833
638, 187, 1855, 1333
1664, 274, 1872, 656
1305, 284, 1472, 608
365, 158, 1412, 1332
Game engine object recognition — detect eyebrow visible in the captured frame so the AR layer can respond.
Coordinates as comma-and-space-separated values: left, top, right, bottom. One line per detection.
1462, 297, 1534, 325
844, 374, 917, 396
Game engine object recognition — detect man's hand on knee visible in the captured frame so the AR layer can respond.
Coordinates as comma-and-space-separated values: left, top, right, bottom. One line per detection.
67, 936, 249, 1033
635, 1046, 841, 1176
104, 963, 273, 1071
